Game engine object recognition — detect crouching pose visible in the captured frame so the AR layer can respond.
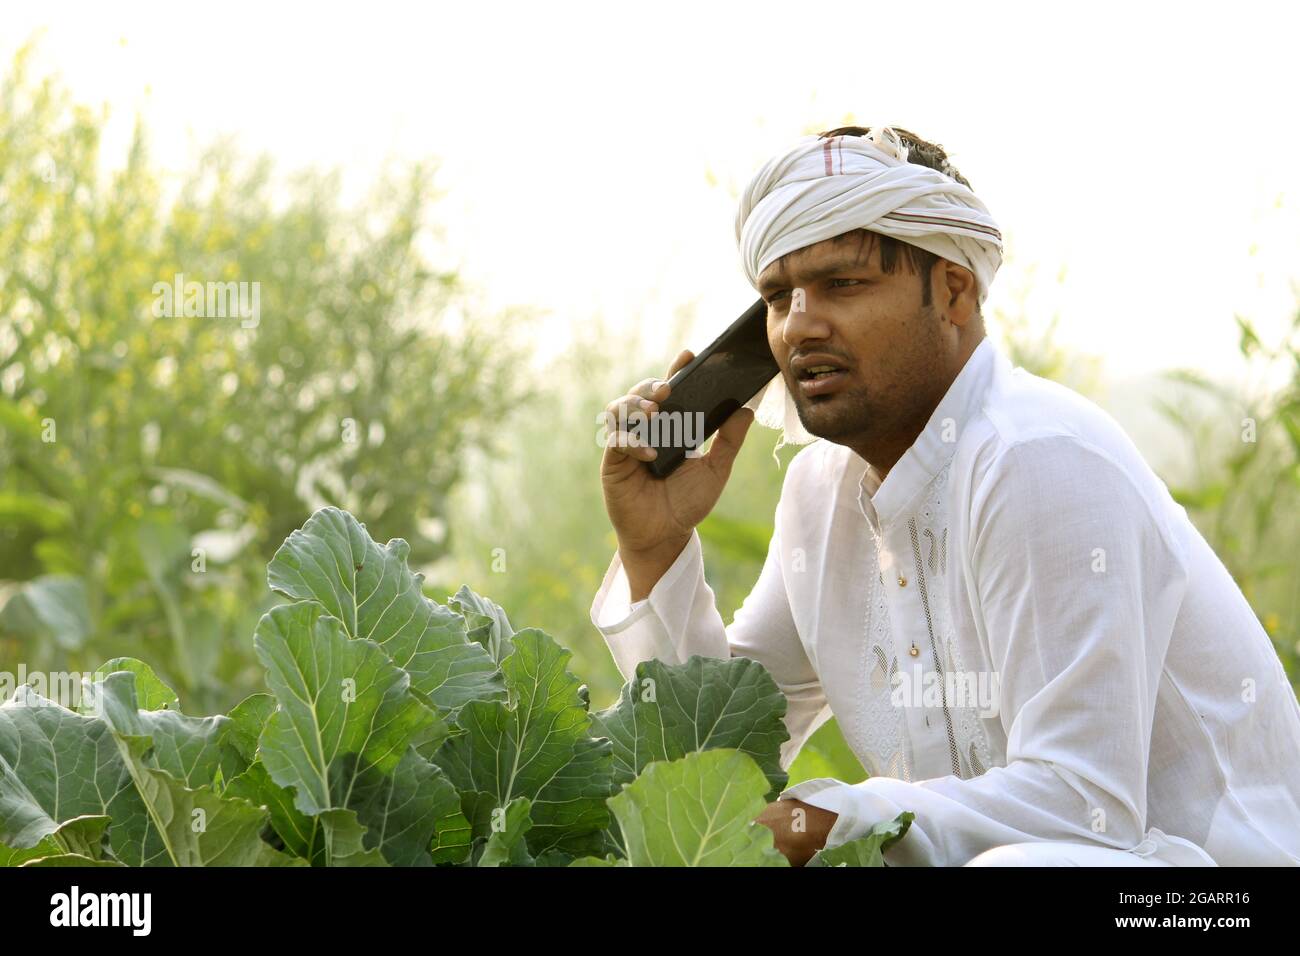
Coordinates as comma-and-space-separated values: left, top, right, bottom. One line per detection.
592, 125, 1300, 867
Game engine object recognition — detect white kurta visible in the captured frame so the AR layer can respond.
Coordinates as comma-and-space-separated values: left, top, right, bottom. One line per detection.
591, 337, 1300, 866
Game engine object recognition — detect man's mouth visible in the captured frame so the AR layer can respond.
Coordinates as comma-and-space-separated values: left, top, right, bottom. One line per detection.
791, 358, 851, 398
799, 364, 842, 381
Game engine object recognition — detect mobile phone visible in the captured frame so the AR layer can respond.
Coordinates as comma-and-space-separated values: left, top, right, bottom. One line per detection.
644, 297, 779, 479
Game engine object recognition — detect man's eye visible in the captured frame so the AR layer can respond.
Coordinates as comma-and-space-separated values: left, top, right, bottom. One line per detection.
765, 290, 789, 304
830, 278, 862, 288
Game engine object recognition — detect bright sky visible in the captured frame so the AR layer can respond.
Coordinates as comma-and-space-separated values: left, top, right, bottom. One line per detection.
5, 0, 1298, 389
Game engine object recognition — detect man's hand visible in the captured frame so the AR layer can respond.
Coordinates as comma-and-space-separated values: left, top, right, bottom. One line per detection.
599, 349, 755, 601
755, 798, 838, 867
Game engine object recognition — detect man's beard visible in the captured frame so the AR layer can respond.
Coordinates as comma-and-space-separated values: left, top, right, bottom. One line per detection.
788, 302, 942, 444
788, 374, 875, 442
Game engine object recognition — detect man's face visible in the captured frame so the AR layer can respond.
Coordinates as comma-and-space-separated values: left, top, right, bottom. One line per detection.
757, 232, 949, 449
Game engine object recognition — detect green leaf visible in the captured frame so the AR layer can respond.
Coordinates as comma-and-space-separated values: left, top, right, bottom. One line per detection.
0, 686, 138, 853
448, 584, 516, 664
225, 694, 276, 763
266, 507, 504, 712
808, 812, 915, 867
344, 748, 470, 867
0, 491, 71, 534
91, 658, 181, 711
115, 765, 303, 866
608, 749, 788, 867
433, 629, 613, 856
0, 574, 91, 653
521, 735, 613, 854
0, 815, 111, 867
82, 672, 230, 787
223, 760, 324, 863
83, 674, 302, 866
22, 853, 125, 867
148, 467, 249, 512
316, 809, 389, 867
215, 693, 278, 787
591, 655, 790, 799
476, 797, 534, 867
253, 601, 460, 865
533, 848, 581, 867
1236, 314, 1263, 358
429, 804, 475, 865
255, 601, 439, 807
568, 854, 627, 867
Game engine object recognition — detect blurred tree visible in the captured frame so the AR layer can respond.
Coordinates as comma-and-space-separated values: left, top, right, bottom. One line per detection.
0, 45, 528, 711
1157, 307, 1300, 684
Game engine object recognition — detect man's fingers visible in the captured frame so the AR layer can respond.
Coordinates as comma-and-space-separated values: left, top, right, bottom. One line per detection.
600, 352, 695, 457
604, 428, 658, 462
604, 390, 660, 422
604, 377, 670, 420
667, 349, 694, 378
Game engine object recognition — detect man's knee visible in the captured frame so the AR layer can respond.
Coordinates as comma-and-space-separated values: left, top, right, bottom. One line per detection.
964, 843, 1051, 867
964, 841, 1169, 867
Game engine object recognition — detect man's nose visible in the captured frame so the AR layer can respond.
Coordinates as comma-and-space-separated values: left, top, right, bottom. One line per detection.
781, 291, 833, 349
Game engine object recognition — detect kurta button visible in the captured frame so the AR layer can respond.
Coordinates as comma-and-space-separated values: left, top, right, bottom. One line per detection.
898, 574, 907, 587
909, 644, 919, 657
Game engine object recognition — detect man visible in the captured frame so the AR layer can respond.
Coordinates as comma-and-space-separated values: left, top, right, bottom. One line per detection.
592, 125, 1300, 866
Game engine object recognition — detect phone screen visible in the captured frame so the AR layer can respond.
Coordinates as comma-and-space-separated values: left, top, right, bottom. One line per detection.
646, 297, 779, 478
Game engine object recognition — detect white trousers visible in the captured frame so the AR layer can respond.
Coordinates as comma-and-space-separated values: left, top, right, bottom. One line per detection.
963, 828, 1217, 867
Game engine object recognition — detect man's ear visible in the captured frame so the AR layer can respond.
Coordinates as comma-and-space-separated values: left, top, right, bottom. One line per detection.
941, 261, 979, 329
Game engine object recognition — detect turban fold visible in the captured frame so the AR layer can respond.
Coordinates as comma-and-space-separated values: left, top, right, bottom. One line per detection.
733, 126, 1004, 451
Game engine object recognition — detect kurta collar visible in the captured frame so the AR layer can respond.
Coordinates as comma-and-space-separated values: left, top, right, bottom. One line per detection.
856, 337, 1003, 532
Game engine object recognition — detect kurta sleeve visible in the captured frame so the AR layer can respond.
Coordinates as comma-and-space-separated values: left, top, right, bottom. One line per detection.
782, 435, 1191, 865
590, 482, 828, 767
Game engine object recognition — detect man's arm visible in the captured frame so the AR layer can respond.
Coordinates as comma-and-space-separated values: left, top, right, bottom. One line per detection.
782, 436, 1190, 865
592, 478, 829, 770
622, 533, 691, 603
595, 353, 832, 862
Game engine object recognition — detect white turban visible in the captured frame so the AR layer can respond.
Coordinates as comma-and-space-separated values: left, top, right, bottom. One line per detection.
733, 126, 1004, 452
